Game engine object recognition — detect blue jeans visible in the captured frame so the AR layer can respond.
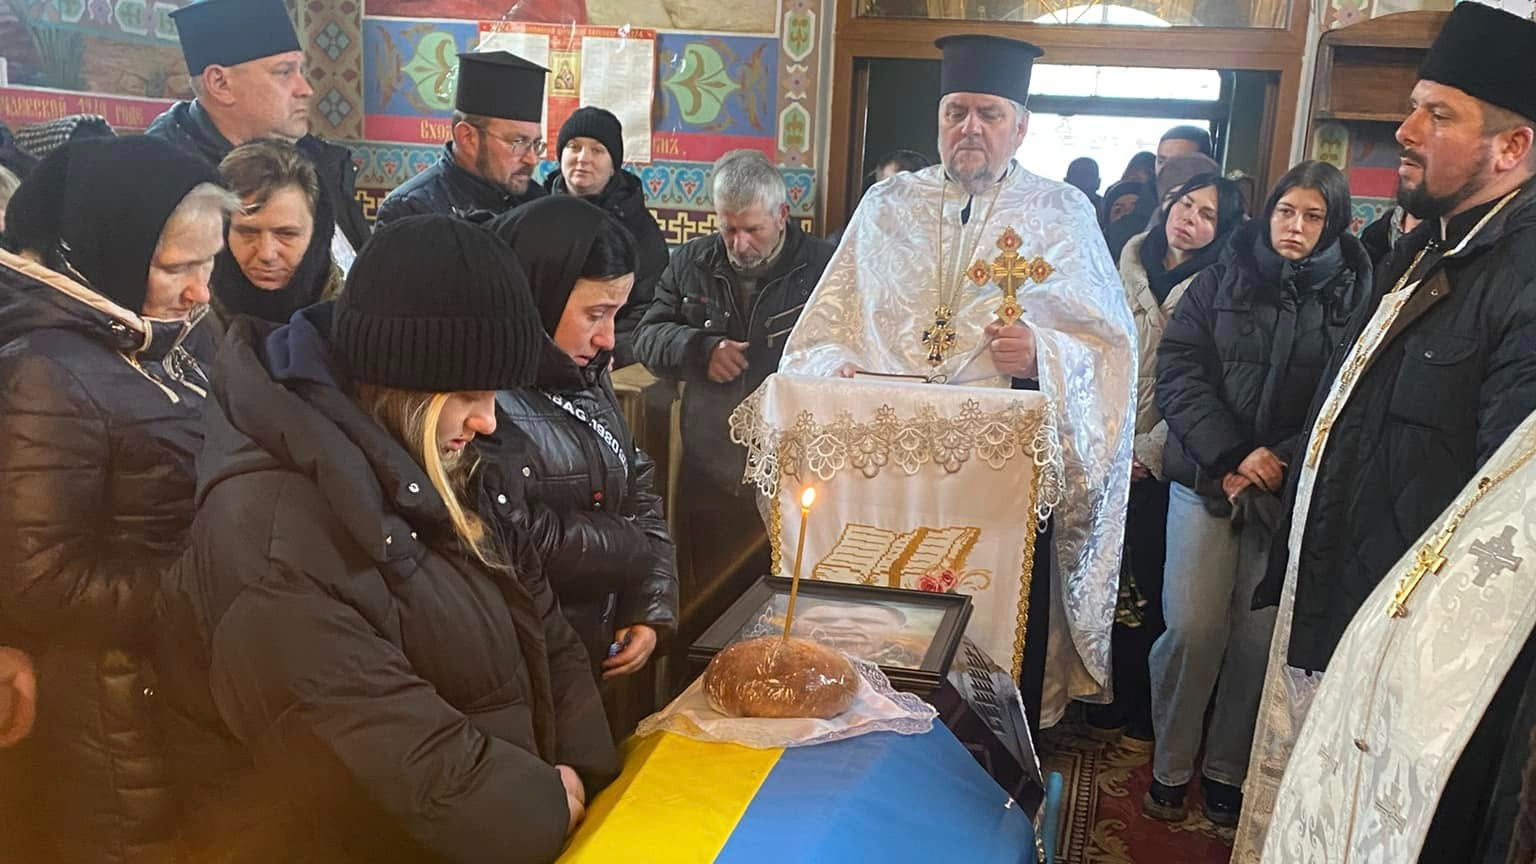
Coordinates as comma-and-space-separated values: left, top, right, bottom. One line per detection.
1149, 481, 1278, 788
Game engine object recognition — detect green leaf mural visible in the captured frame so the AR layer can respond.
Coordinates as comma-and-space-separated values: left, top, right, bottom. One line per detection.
662, 42, 740, 127
402, 30, 459, 113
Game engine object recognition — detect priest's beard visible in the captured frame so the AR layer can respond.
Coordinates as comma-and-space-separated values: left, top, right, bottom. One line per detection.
1397, 146, 1493, 221
944, 158, 1006, 197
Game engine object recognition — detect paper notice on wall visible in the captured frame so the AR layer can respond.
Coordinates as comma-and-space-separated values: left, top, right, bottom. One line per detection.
477, 22, 656, 164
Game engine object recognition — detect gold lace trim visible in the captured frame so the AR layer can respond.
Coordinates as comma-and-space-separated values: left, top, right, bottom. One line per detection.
730, 389, 1063, 523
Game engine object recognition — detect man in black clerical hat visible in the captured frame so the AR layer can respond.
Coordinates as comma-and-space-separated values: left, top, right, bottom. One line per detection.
1238, 1, 1536, 855
776, 31, 1135, 764
148, 0, 371, 268
375, 51, 550, 225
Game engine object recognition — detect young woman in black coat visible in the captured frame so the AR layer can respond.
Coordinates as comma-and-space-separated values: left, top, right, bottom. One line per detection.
155, 215, 618, 864
1146, 160, 1372, 827
489, 197, 679, 694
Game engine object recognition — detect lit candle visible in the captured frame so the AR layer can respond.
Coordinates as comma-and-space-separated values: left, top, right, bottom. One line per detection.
782, 486, 817, 641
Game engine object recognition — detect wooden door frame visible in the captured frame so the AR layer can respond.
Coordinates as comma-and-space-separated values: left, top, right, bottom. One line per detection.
822, 0, 1314, 229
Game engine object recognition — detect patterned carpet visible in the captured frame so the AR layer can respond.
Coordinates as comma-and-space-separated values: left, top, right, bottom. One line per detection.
1038, 722, 1235, 864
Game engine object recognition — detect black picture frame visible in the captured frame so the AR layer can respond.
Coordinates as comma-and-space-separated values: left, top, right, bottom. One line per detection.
688, 576, 973, 697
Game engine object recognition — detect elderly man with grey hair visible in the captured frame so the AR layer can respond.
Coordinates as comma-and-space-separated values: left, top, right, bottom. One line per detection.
634, 149, 834, 673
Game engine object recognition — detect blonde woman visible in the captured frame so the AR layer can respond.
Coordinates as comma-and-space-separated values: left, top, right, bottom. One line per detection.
156, 215, 618, 864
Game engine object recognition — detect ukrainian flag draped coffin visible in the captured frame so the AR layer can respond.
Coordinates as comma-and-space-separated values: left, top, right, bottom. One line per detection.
558, 725, 1036, 863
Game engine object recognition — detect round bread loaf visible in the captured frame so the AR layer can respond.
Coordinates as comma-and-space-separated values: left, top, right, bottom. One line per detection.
703, 636, 858, 719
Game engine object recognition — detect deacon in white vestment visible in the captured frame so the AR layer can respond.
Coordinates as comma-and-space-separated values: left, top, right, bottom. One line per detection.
779, 34, 1136, 726
1264, 406, 1536, 864
1234, 5, 1536, 856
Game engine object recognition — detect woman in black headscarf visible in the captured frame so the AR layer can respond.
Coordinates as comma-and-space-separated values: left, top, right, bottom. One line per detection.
0, 134, 231, 864
489, 197, 678, 701
207, 138, 341, 335
1147, 160, 1371, 827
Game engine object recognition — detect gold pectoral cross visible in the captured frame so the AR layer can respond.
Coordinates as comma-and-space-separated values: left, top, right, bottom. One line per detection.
923, 305, 958, 367
1386, 527, 1454, 618
974, 228, 1053, 325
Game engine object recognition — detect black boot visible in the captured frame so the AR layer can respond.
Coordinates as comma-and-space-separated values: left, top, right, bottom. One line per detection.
1142, 779, 1188, 821
1201, 777, 1243, 827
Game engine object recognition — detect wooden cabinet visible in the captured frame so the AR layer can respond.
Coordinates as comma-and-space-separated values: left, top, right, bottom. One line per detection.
1306, 10, 1448, 227
1308, 10, 1447, 131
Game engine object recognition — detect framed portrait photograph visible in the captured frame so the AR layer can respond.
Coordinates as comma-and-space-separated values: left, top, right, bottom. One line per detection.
690, 576, 973, 696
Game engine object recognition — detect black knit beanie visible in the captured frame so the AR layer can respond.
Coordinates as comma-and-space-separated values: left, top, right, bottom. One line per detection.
332, 214, 543, 392
557, 106, 624, 167
5, 135, 220, 312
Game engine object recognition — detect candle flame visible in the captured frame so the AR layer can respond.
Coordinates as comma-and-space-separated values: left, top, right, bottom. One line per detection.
800, 486, 817, 509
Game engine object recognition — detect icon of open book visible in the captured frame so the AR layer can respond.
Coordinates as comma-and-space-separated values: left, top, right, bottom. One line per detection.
814, 523, 984, 590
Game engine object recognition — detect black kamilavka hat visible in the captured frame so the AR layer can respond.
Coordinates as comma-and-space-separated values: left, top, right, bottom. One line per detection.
935, 34, 1044, 108
170, 0, 301, 75
455, 51, 548, 122
1419, 2, 1536, 123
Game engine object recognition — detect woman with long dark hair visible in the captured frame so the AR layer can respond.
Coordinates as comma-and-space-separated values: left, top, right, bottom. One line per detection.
1147, 160, 1371, 826
1087, 174, 1244, 745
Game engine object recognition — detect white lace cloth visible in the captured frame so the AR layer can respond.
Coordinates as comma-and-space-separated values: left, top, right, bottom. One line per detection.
637, 657, 937, 749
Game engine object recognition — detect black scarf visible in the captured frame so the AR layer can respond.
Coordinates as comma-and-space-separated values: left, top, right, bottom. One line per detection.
210, 182, 337, 324
1139, 221, 1226, 303
1251, 227, 1346, 296
488, 196, 614, 382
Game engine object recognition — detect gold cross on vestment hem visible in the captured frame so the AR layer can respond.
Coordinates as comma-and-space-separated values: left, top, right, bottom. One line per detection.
1386, 528, 1453, 618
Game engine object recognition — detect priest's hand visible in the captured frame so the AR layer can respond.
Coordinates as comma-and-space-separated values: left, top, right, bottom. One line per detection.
835, 363, 863, 379
708, 340, 750, 383
558, 764, 587, 835
984, 322, 1038, 379
1131, 458, 1151, 482
1237, 447, 1285, 494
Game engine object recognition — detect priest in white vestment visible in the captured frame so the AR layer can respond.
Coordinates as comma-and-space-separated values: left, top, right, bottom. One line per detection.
1263, 406, 1536, 864
779, 34, 1136, 727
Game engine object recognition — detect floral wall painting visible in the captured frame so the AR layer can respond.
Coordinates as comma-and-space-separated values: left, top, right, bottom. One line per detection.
363, 0, 778, 34
0, 0, 192, 96
656, 38, 772, 135
0, 0, 827, 246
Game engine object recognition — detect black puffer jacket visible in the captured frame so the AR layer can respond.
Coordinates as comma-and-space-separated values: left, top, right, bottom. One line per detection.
376, 143, 546, 225
1256, 182, 1536, 672
1156, 220, 1372, 497
545, 171, 670, 368
0, 250, 211, 864
155, 310, 618, 864
498, 341, 678, 672
145, 100, 371, 252
633, 221, 835, 493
